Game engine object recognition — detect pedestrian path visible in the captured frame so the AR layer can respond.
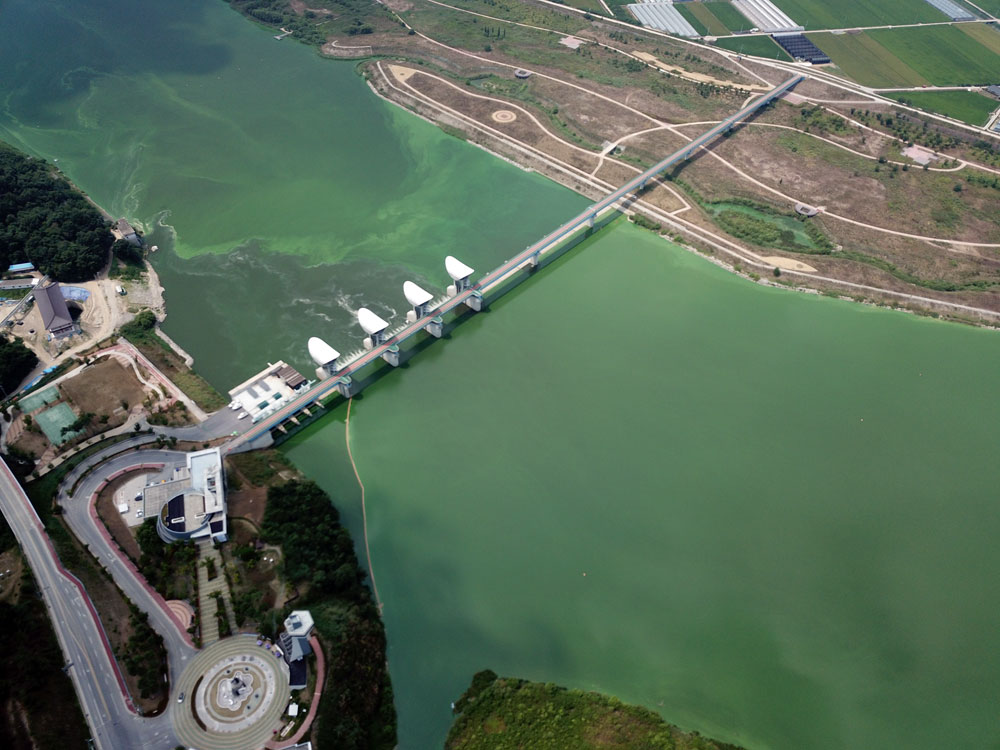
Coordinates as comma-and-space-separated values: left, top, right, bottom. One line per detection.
197, 541, 234, 645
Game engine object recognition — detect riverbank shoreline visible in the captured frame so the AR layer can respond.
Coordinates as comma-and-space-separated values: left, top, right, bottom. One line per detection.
359, 59, 1000, 329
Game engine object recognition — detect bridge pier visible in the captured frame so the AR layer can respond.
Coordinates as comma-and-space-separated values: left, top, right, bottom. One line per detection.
336, 375, 355, 399
463, 291, 483, 312
424, 316, 443, 338
586, 213, 596, 229
382, 343, 400, 367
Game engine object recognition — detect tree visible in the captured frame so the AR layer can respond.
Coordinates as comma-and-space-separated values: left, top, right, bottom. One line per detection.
0, 141, 112, 280
0, 336, 37, 395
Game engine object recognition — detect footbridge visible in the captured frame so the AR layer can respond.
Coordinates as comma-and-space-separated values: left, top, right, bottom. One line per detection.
227, 76, 802, 453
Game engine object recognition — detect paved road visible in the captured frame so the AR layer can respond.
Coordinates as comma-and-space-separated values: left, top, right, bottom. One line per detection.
0, 456, 179, 749
60, 448, 200, 682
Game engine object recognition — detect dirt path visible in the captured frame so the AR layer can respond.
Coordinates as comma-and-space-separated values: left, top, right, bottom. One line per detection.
371, 59, 1000, 322
665, 122, 1000, 250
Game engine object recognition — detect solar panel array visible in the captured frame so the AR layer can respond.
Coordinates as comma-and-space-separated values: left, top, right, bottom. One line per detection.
627, 2, 700, 36
772, 33, 830, 64
922, 0, 976, 21
732, 0, 802, 32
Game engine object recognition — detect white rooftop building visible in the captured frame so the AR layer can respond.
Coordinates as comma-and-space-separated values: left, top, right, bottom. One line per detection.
228, 360, 310, 424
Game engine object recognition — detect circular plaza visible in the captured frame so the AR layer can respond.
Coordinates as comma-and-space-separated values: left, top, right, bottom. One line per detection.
173, 634, 290, 750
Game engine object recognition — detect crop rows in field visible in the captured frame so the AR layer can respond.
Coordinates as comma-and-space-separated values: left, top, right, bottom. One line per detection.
712, 34, 792, 59
810, 25, 1000, 87
771, 0, 947, 29
892, 90, 999, 126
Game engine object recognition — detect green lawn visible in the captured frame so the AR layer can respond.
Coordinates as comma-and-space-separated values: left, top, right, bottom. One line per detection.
713, 34, 792, 59
868, 25, 1000, 85
893, 90, 999, 126
808, 31, 929, 87
704, 1, 754, 32
770, 0, 946, 29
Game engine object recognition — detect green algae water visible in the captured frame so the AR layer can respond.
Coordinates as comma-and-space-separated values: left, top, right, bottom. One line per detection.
0, 0, 586, 388
287, 220, 1000, 750
5, 1, 1000, 749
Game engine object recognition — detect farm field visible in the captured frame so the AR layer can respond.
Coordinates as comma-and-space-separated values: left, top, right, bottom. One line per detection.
892, 90, 999, 126
868, 25, 1000, 85
704, 0, 754, 31
959, 21, 1000, 55
680, 2, 730, 35
808, 31, 930, 87
676, 3, 711, 35
972, 0, 1000, 14
713, 34, 793, 59
771, 0, 947, 29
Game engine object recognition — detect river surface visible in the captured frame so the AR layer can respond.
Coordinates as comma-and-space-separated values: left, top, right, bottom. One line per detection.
287, 220, 1000, 749
0, 0, 585, 388
4, 2, 1000, 750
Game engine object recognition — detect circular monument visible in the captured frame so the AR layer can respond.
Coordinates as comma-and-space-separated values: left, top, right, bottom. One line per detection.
173, 635, 290, 750
491, 109, 517, 123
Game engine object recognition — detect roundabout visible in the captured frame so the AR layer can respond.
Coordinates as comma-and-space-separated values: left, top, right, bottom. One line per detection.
173, 634, 290, 750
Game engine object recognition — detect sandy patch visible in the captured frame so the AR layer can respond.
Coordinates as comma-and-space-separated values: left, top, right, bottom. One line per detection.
559, 36, 585, 50
388, 64, 418, 83
763, 256, 817, 273
633, 52, 771, 91
491, 110, 517, 123
902, 144, 936, 166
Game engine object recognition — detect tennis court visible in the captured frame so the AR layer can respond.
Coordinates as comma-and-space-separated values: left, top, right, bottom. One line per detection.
35, 402, 82, 444
19, 387, 59, 413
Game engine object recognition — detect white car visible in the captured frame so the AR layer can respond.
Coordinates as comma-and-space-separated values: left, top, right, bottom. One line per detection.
229, 401, 241, 410
237, 412, 249, 420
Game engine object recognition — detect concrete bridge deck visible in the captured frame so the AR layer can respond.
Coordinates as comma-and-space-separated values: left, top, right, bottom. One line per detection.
228, 75, 802, 453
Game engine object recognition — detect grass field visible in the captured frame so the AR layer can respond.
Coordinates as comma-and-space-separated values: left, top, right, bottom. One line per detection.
958, 22, 1000, 55
868, 25, 1000, 85
971, 0, 1000, 14
770, 0, 946, 29
809, 31, 929, 87
704, 0, 754, 31
558, 0, 609, 15
676, 3, 710, 35
685, 1, 731, 35
893, 90, 999, 126
713, 34, 792, 59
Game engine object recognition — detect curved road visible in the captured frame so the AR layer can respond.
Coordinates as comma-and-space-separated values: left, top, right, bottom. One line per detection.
0, 456, 179, 749
60, 447, 200, 679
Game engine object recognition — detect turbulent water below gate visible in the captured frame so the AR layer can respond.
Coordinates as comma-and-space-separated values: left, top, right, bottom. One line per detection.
4, 1, 1000, 749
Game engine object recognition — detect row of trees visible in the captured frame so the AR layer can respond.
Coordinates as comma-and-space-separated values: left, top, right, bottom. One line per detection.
0, 142, 112, 280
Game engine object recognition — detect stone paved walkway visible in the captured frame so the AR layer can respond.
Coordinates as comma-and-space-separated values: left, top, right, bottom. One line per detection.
197, 540, 234, 645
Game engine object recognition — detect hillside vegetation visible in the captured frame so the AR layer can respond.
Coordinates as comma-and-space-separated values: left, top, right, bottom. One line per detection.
447, 670, 745, 750
261, 480, 397, 750
0, 141, 111, 280
0, 336, 37, 395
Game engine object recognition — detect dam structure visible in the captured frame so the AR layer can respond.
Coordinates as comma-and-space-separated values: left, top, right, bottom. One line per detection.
227, 76, 803, 453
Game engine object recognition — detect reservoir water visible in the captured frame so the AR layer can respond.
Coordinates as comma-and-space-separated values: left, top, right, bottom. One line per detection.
287, 220, 1000, 749
4, 2, 1000, 749
0, 0, 585, 388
